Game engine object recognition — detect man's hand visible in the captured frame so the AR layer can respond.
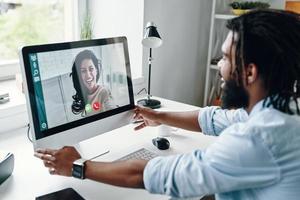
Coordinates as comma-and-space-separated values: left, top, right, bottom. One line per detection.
133, 106, 161, 130
34, 146, 81, 176
34, 146, 147, 188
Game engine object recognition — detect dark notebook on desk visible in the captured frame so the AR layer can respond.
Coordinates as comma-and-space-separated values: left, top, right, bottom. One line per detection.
36, 188, 85, 200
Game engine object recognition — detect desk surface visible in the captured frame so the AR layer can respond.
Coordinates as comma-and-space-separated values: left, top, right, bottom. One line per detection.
0, 98, 216, 200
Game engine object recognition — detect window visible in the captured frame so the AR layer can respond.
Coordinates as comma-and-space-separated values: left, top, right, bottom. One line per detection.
88, 0, 144, 79
0, 0, 143, 80
0, 0, 77, 80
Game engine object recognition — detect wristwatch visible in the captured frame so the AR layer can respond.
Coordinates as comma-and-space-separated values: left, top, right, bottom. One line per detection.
72, 158, 87, 179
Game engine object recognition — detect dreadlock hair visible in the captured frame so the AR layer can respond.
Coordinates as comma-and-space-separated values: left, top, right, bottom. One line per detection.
226, 9, 300, 115
70, 50, 101, 115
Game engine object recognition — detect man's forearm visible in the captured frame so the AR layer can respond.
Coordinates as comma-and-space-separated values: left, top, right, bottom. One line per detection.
158, 110, 202, 132
85, 159, 148, 188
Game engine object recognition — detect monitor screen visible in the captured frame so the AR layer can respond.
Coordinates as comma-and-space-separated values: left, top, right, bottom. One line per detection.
20, 37, 134, 144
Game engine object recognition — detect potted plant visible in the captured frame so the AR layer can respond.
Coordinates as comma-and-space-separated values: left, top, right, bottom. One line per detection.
80, 12, 94, 40
229, 1, 270, 15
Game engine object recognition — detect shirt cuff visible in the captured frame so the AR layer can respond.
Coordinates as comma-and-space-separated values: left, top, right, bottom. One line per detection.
198, 106, 219, 136
143, 156, 165, 194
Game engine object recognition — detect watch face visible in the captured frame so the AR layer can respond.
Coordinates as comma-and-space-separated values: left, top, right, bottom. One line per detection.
72, 164, 83, 179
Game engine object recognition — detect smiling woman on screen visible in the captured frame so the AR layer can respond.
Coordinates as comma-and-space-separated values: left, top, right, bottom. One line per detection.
70, 50, 116, 116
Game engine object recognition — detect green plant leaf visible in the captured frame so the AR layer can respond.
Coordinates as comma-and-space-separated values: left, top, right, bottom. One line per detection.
80, 12, 93, 40
229, 1, 270, 10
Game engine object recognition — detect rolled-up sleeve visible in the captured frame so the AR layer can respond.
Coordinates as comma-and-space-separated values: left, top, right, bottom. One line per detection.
143, 128, 280, 198
198, 107, 248, 136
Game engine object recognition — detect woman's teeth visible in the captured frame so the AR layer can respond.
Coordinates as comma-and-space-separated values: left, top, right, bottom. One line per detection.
86, 79, 93, 84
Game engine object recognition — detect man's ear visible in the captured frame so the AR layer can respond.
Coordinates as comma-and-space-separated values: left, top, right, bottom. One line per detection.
246, 63, 258, 85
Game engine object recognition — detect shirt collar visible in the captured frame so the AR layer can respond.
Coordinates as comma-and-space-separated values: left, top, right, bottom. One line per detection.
249, 99, 268, 118
248, 97, 300, 118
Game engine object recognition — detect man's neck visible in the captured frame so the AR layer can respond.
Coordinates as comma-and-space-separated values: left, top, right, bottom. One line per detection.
244, 78, 268, 114
245, 93, 267, 114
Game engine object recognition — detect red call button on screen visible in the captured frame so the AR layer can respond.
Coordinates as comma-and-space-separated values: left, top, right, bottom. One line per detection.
93, 102, 101, 111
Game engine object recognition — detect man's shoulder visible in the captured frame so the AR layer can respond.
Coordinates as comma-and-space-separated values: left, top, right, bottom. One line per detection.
240, 108, 300, 148
248, 107, 300, 129
221, 108, 297, 136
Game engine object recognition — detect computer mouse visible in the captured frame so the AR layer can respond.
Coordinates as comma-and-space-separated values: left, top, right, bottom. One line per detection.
152, 137, 170, 150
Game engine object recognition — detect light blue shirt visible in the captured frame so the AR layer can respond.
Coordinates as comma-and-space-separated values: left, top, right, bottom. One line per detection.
143, 100, 300, 199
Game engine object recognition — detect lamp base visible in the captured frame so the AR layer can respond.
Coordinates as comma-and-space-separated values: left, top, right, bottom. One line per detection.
137, 98, 161, 109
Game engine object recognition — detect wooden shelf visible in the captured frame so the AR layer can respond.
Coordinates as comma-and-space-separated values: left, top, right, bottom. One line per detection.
210, 64, 219, 70
214, 14, 236, 20
204, 0, 236, 106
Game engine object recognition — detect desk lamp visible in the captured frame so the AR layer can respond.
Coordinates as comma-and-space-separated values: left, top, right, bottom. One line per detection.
137, 22, 163, 109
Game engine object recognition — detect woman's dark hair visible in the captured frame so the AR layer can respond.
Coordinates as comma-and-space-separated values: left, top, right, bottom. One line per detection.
226, 9, 300, 115
70, 50, 101, 115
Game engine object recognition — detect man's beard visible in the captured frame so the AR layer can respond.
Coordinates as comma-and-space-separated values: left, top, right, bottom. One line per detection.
221, 79, 249, 109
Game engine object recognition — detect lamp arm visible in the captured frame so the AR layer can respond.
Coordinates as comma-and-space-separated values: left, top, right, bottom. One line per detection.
147, 48, 152, 100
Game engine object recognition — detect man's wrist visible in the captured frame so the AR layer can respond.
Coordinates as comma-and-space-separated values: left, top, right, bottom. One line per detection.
157, 111, 165, 125
84, 160, 92, 179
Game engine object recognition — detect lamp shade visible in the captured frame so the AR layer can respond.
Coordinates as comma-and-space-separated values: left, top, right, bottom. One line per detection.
142, 22, 162, 48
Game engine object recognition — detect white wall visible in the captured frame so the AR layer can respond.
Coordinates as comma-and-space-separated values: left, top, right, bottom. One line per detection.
268, 0, 286, 9
87, 0, 144, 78
143, 0, 285, 106
144, 0, 212, 106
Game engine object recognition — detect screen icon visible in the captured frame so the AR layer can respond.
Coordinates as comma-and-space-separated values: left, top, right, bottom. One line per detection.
93, 102, 101, 111
33, 69, 39, 76
30, 54, 37, 62
33, 62, 37, 69
41, 123, 47, 129
34, 76, 40, 82
85, 104, 92, 113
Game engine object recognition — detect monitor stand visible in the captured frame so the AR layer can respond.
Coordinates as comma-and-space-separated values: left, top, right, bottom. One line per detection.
73, 123, 142, 162
74, 136, 110, 161
73, 126, 127, 161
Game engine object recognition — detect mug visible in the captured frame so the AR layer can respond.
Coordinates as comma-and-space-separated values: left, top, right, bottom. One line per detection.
158, 125, 178, 137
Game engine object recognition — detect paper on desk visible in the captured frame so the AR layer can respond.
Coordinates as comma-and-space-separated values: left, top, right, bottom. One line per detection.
0, 151, 10, 162
0, 86, 9, 96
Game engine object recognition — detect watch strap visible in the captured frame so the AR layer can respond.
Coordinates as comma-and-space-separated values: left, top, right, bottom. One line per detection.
73, 158, 87, 165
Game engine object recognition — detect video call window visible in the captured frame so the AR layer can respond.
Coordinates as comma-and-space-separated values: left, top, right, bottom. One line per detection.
28, 43, 131, 132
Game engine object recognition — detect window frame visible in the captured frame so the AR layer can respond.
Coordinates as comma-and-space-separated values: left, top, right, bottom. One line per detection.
0, 0, 145, 83
0, 0, 81, 80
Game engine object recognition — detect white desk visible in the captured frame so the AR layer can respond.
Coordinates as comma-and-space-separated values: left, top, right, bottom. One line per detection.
0, 98, 216, 200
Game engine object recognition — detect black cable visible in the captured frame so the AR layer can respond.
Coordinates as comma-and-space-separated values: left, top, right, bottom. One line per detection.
137, 88, 147, 95
26, 123, 33, 143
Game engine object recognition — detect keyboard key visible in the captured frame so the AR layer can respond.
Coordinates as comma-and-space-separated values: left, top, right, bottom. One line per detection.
117, 148, 158, 161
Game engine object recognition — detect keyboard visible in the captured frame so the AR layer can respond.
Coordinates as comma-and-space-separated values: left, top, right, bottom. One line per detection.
117, 148, 158, 161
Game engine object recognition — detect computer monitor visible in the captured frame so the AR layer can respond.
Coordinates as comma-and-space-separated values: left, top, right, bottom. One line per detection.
19, 37, 135, 150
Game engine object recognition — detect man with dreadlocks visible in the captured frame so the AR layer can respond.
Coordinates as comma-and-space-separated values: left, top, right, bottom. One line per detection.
35, 9, 300, 200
